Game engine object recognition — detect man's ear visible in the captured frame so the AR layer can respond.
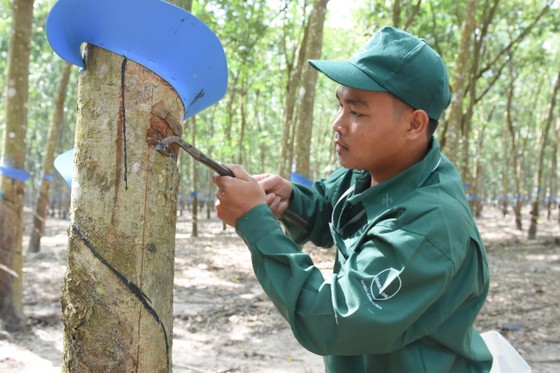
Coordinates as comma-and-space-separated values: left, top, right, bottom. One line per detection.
407, 109, 430, 138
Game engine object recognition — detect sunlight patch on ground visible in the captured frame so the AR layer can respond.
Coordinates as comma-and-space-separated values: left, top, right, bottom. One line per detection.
0, 342, 60, 373
174, 264, 244, 289
526, 254, 560, 262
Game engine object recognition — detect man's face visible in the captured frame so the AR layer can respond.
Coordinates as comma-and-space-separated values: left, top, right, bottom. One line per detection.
333, 86, 414, 185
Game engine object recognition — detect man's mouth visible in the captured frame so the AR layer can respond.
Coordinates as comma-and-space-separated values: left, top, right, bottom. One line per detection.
335, 139, 348, 153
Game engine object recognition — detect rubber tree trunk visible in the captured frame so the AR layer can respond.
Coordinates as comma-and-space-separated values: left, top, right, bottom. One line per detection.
528, 70, 560, 240
439, 0, 478, 163
190, 116, 199, 237
505, 69, 524, 230
293, 0, 329, 179
61, 46, 182, 372
0, 0, 35, 332
278, 5, 308, 179
28, 62, 73, 253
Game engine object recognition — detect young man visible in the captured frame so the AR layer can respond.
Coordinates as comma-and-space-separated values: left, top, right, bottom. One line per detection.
213, 26, 493, 372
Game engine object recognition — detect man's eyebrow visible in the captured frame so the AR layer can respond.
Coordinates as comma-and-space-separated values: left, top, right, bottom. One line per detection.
335, 88, 369, 107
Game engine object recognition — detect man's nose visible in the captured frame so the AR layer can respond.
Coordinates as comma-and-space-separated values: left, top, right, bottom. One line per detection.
332, 112, 345, 133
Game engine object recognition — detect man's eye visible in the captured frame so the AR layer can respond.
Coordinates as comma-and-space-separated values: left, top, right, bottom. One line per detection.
350, 111, 361, 118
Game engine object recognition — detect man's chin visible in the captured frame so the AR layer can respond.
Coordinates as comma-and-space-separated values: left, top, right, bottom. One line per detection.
337, 157, 352, 169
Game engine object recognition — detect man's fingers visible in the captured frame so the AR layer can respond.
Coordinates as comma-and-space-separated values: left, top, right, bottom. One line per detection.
266, 193, 289, 218
266, 193, 276, 205
212, 165, 252, 190
224, 164, 252, 181
258, 174, 282, 193
253, 173, 271, 182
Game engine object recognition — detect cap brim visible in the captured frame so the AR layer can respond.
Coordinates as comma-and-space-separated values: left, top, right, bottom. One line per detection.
308, 59, 387, 92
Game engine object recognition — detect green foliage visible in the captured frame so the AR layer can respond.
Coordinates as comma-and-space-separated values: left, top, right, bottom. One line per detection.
1, 0, 558, 208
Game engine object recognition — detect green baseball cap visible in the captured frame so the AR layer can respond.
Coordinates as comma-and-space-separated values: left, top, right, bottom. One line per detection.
309, 26, 451, 120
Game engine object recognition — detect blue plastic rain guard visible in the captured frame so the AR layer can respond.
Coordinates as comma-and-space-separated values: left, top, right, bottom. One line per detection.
46, 0, 228, 119
54, 149, 74, 188
290, 172, 313, 187
0, 166, 32, 182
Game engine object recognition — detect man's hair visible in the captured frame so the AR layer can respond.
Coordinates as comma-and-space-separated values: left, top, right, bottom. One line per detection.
427, 118, 439, 138
391, 94, 412, 120
391, 94, 439, 138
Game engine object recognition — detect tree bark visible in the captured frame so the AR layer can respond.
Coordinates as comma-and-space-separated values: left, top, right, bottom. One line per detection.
29, 62, 73, 253
500, 133, 509, 217
459, 0, 494, 197
190, 116, 199, 238
550, 113, 558, 224
439, 0, 478, 162
391, 0, 421, 30
469, 112, 490, 218
0, 0, 35, 332
528, 70, 560, 240
61, 46, 182, 372
505, 66, 524, 230
293, 0, 329, 179
279, 28, 307, 178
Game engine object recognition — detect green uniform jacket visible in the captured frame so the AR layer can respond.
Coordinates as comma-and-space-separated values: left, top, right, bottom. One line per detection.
236, 140, 493, 372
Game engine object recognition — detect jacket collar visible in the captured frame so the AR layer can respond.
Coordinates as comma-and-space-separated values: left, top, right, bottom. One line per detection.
346, 138, 443, 220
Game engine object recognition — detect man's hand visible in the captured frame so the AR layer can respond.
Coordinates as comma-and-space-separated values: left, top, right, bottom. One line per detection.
213, 165, 267, 227
253, 174, 292, 219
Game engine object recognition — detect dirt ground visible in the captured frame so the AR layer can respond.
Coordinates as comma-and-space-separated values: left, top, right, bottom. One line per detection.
1, 205, 559, 372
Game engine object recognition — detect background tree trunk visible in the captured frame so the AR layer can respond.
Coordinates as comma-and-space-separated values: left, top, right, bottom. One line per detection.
500, 133, 509, 217
293, 0, 329, 179
190, 116, 199, 238
470, 115, 489, 218
61, 46, 182, 372
390, 0, 421, 31
528, 70, 560, 239
0, 0, 35, 332
278, 8, 308, 179
505, 66, 525, 230
439, 0, 478, 161
550, 114, 558, 225
168, 0, 192, 11
459, 0, 492, 198
28, 62, 73, 253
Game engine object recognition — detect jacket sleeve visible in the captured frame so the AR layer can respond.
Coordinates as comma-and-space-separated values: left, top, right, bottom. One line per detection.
236, 204, 468, 357
280, 181, 334, 247
280, 168, 353, 248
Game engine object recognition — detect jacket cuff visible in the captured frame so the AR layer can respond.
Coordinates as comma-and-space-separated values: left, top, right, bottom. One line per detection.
236, 204, 282, 244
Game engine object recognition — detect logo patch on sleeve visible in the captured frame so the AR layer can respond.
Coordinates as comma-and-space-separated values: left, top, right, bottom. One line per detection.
370, 268, 402, 301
